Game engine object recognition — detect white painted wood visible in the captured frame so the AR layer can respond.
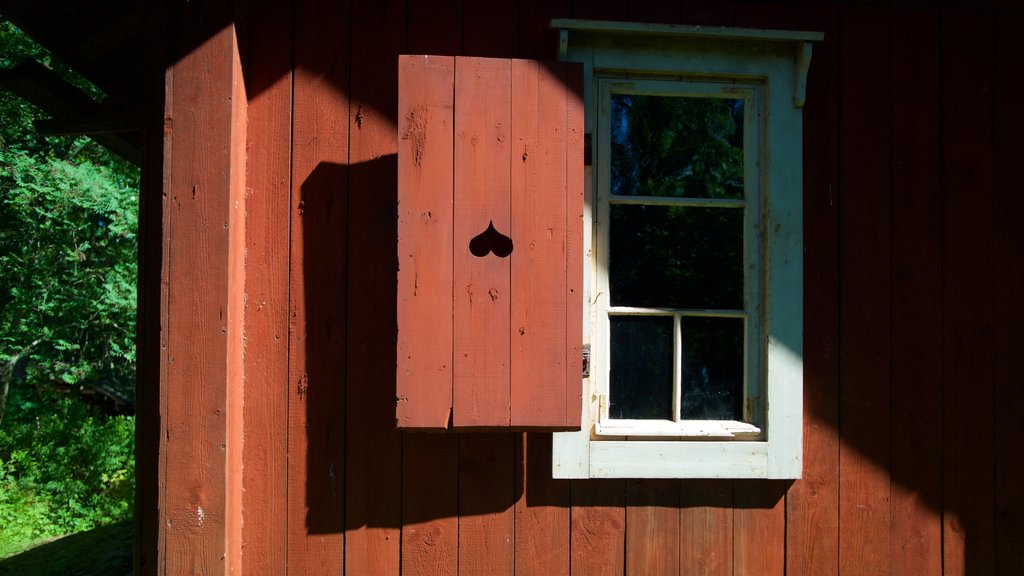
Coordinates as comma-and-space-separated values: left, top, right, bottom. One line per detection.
590, 441, 769, 479
550, 18, 824, 43
552, 18, 815, 480
596, 420, 760, 439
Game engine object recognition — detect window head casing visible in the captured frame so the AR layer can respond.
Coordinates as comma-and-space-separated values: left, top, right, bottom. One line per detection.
551, 20, 821, 479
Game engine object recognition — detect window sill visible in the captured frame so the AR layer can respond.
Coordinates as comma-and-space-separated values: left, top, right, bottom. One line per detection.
595, 419, 761, 440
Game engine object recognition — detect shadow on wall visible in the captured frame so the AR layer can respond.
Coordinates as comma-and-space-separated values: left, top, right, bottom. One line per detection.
300, 157, 534, 533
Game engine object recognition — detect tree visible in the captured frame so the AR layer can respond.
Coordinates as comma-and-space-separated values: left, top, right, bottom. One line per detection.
0, 19, 138, 426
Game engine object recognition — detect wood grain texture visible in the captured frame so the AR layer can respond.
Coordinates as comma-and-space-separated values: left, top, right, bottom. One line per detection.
564, 62, 585, 430
992, 10, 1024, 575
401, 433, 459, 576
458, 433, 517, 574
399, 12, 461, 576
464, 2, 518, 58
784, 5, 840, 575
237, 2, 292, 573
287, 0, 349, 572
345, 0, 405, 573
515, 434, 570, 575
407, 0, 462, 55
396, 55, 455, 429
733, 481, 787, 575
680, 480, 733, 576
510, 59, 568, 426
626, 480, 680, 575
940, 9, 995, 575
135, 7, 166, 574
837, 6, 893, 575
160, 20, 245, 575
889, 7, 943, 575
570, 480, 625, 576
453, 57, 513, 427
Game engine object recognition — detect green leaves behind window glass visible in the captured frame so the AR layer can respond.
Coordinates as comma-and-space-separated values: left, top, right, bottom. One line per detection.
610, 205, 743, 310
611, 94, 744, 199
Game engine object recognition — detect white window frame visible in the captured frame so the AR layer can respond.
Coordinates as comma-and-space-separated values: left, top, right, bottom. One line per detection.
551, 19, 820, 479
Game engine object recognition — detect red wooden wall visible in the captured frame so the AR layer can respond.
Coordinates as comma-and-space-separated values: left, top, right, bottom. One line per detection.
144, 1, 1024, 574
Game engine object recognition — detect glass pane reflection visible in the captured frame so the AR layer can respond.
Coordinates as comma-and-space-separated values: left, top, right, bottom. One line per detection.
609, 316, 673, 420
611, 94, 744, 199
680, 317, 744, 421
609, 205, 743, 310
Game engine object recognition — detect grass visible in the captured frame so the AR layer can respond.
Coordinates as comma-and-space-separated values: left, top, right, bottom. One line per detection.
0, 521, 132, 576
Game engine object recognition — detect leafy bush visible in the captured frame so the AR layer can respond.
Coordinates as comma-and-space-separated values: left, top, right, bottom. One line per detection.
0, 384, 134, 557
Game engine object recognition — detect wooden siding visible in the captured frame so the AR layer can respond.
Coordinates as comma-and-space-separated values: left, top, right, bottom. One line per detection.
148, 1, 1024, 574
396, 55, 582, 430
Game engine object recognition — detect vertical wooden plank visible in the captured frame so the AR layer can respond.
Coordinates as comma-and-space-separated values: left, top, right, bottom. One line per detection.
571, 479, 626, 576
136, 6, 166, 574
733, 0, 788, 29
401, 434, 459, 576
993, 9, 1024, 575
564, 62, 584, 430
570, 0, 628, 22
941, 9, 995, 576
626, 480, 680, 575
626, 0, 681, 24
888, 7, 943, 576
345, 0, 404, 573
515, 433, 571, 576
161, 16, 246, 574
733, 481, 787, 575
453, 57, 513, 427
238, 2, 292, 573
407, 0, 462, 55
680, 0, 735, 26
510, 59, 568, 426
288, 0, 349, 572
459, 433, 517, 574
464, 3, 518, 58
519, 0, 571, 60
557, 2, 628, 562
838, 6, 892, 576
679, 481, 733, 576
784, 5, 840, 576
400, 10, 461, 576
731, 7, 791, 574
397, 55, 455, 429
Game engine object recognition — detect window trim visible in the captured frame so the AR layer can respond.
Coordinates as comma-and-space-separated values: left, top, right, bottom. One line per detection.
551, 19, 820, 479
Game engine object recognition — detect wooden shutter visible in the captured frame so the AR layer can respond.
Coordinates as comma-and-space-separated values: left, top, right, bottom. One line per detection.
397, 55, 583, 430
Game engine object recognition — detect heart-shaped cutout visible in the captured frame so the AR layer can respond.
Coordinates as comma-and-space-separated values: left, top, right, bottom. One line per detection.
469, 220, 514, 258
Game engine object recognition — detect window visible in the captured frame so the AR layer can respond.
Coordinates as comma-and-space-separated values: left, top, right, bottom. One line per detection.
551, 20, 820, 479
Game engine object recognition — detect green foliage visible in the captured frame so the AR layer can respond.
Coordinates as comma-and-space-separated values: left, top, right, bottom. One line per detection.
0, 19, 137, 557
611, 94, 744, 199
0, 384, 134, 556
0, 18, 139, 402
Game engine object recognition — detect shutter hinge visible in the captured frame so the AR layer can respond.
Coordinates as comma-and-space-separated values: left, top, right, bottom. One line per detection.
584, 133, 592, 166
581, 343, 591, 378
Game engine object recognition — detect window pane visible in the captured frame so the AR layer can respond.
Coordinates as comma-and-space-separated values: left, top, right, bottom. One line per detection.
610, 94, 744, 199
609, 205, 743, 309
680, 317, 744, 420
609, 316, 673, 420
